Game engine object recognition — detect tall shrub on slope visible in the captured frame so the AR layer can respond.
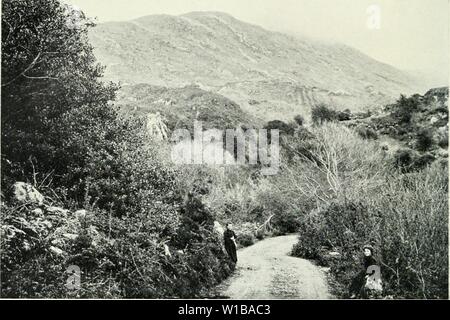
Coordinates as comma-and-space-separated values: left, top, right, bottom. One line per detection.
1, 0, 118, 192
289, 123, 448, 298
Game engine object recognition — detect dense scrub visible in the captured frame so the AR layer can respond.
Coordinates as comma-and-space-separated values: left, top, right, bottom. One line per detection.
290, 123, 448, 299
1, 0, 232, 298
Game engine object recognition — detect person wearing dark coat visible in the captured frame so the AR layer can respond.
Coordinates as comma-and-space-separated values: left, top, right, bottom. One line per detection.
349, 244, 379, 298
223, 223, 238, 263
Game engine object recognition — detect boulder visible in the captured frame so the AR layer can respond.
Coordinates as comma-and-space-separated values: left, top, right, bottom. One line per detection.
13, 182, 44, 205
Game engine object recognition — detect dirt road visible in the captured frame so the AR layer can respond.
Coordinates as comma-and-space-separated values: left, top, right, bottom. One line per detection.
215, 234, 333, 299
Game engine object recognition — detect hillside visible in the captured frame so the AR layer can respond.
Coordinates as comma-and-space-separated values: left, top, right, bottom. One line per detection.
89, 11, 424, 121
116, 83, 259, 131
343, 87, 449, 166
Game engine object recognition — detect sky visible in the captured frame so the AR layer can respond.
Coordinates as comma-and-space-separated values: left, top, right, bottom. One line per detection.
65, 0, 449, 85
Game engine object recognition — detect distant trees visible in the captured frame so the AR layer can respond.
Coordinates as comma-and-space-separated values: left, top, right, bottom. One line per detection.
390, 94, 420, 124
311, 104, 351, 125
311, 104, 339, 124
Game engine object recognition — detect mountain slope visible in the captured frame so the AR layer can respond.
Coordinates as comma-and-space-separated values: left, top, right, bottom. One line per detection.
116, 83, 260, 131
89, 11, 423, 121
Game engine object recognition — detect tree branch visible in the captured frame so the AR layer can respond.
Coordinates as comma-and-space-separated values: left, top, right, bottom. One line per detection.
2, 52, 42, 87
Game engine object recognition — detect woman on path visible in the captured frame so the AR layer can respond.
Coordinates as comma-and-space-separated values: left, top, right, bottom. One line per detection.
224, 223, 238, 263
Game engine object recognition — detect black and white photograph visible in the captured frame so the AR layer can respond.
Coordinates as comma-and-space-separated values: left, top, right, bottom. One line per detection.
0, 0, 449, 304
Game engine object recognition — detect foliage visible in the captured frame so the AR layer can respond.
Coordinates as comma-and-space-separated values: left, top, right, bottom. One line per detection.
389, 94, 420, 124
415, 128, 435, 152
294, 114, 305, 126
356, 126, 379, 140
292, 152, 448, 298
311, 104, 339, 124
1, 0, 119, 187
237, 232, 255, 247
1, 0, 233, 298
438, 134, 449, 149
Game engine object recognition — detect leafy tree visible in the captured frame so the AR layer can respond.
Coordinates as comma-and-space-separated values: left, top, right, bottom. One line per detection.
390, 94, 419, 124
311, 104, 338, 124
1, 0, 118, 188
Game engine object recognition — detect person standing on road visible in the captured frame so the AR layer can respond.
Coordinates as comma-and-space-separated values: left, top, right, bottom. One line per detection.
224, 223, 238, 263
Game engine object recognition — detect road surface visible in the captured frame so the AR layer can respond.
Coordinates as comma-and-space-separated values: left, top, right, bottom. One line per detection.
215, 234, 333, 299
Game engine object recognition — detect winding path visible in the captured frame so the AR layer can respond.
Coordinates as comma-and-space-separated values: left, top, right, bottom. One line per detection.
215, 234, 334, 299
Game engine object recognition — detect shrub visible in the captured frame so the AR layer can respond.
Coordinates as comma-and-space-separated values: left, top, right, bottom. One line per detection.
264, 120, 296, 135
237, 233, 255, 247
291, 210, 328, 260
415, 128, 435, 152
0, 181, 233, 298
438, 134, 449, 149
393, 149, 415, 172
292, 163, 448, 299
390, 95, 420, 124
356, 126, 379, 140
311, 104, 339, 124
412, 153, 436, 170
337, 110, 352, 121
294, 114, 305, 126
271, 210, 301, 234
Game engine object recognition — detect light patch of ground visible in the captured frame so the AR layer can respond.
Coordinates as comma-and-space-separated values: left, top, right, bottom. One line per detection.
215, 234, 334, 299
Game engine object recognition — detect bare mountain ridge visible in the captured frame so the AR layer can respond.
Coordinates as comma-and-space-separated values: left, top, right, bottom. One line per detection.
89, 11, 423, 121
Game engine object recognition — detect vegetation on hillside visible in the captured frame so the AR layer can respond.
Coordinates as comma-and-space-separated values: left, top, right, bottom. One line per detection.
115, 83, 260, 132
289, 97, 448, 298
1, 0, 233, 298
289, 124, 448, 298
